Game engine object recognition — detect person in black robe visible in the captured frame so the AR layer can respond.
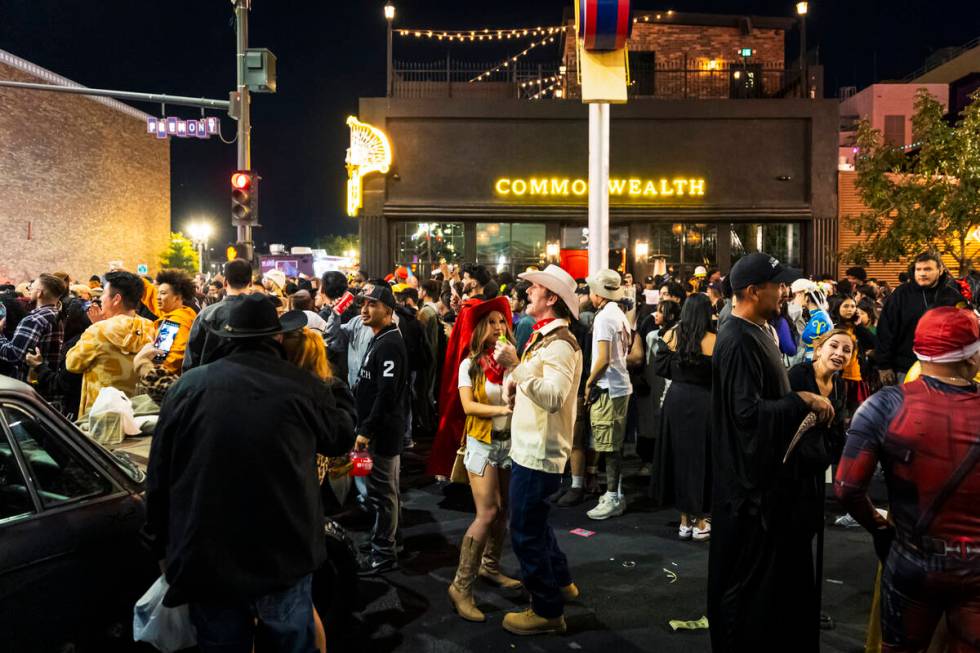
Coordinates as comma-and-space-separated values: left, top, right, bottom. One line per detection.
708, 253, 835, 652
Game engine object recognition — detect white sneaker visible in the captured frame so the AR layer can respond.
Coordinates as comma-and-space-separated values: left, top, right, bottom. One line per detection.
638, 463, 653, 477
693, 521, 711, 541
587, 494, 625, 520
678, 524, 693, 540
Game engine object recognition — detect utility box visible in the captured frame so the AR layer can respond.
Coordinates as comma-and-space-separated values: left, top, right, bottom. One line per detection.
245, 48, 277, 93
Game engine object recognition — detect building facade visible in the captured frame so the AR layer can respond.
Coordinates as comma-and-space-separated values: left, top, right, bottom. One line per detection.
356, 11, 838, 279
0, 49, 170, 283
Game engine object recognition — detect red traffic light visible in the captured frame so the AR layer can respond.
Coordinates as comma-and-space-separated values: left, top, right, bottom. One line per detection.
231, 172, 251, 190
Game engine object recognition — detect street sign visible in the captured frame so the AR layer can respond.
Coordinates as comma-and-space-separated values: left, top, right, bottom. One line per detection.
147, 116, 220, 140
137, 263, 149, 275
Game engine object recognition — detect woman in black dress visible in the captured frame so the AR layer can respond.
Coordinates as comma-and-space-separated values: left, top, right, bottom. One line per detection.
653, 294, 715, 541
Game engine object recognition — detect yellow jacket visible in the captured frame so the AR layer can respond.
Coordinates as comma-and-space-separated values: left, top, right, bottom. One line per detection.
154, 305, 197, 375
66, 314, 155, 418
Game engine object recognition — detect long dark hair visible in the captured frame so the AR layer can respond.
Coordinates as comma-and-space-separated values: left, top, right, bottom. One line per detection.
674, 294, 713, 364
657, 300, 681, 332
829, 295, 858, 328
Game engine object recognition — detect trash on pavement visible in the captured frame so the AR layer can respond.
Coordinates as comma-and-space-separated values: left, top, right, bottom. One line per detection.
622, 561, 636, 568
570, 528, 596, 538
663, 568, 678, 583
825, 578, 844, 585
668, 616, 709, 631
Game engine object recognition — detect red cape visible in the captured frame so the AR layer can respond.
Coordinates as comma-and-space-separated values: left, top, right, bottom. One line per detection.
426, 296, 512, 477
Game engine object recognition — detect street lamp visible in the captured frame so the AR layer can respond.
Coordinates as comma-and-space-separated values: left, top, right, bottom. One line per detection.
796, 2, 808, 99
186, 221, 214, 274
384, 3, 395, 97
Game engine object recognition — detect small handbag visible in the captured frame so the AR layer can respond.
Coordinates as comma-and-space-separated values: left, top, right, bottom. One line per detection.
450, 444, 470, 485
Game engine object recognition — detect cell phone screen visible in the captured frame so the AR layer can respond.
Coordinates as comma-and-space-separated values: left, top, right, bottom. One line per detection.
153, 320, 181, 355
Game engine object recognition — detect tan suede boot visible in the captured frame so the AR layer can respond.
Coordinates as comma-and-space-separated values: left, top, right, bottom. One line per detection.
448, 536, 486, 622
502, 608, 567, 635
479, 518, 523, 590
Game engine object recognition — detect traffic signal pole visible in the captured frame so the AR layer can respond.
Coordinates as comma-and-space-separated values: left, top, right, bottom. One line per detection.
234, 0, 254, 259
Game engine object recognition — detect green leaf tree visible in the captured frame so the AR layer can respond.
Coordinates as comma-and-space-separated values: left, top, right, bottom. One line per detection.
314, 233, 360, 257
159, 232, 200, 273
844, 89, 980, 277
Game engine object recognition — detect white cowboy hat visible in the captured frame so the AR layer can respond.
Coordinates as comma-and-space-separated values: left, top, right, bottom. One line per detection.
518, 264, 580, 320
586, 269, 625, 301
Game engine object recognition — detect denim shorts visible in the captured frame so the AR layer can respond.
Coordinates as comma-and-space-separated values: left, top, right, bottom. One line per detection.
464, 435, 512, 476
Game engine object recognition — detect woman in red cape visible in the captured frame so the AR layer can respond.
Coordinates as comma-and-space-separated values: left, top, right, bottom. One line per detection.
427, 296, 513, 477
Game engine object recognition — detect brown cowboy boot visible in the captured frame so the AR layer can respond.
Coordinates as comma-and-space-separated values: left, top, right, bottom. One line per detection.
479, 518, 523, 590
448, 536, 486, 622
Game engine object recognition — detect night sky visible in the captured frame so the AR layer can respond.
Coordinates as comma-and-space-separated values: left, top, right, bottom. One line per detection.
1, 1, 977, 251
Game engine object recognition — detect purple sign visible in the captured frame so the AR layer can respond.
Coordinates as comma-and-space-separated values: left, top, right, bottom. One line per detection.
146, 116, 220, 140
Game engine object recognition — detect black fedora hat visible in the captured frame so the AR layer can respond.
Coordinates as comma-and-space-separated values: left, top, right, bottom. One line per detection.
209, 294, 307, 339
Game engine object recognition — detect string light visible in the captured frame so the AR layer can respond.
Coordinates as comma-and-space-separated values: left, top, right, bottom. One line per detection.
469, 32, 561, 82
520, 75, 560, 88
396, 25, 564, 42
530, 81, 560, 100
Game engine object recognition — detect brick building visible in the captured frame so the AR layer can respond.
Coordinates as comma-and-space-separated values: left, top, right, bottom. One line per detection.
0, 49, 170, 284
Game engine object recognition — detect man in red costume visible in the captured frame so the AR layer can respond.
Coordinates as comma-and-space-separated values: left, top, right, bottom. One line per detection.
427, 264, 494, 476
836, 306, 980, 652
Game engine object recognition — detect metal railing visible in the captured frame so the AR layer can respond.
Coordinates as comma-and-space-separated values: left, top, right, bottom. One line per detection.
392, 57, 797, 100
902, 36, 979, 82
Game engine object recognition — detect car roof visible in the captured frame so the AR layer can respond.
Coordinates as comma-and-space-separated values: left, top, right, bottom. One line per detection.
0, 375, 37, 397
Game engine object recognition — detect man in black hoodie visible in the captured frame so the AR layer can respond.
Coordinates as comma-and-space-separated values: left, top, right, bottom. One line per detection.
353, 285, 409, 576
877, 252, 965, 384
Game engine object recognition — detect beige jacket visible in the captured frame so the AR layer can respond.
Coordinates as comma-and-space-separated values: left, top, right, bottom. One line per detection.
509, 319, 583, 474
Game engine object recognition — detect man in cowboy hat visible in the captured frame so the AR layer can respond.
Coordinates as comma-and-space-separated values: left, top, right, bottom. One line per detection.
836, 306, 980, 652
145, 294, 356, 652
492, 264, 584, 636
582, 269, 633, 520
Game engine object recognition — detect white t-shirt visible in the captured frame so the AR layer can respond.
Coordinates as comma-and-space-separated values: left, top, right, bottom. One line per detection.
458, 358, 511, 432
592, 301, 633, 398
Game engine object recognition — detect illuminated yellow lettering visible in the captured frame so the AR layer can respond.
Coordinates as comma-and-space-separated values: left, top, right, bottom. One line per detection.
512, 179, 527, 195
551, 178, 569, 195
495, 178, 511, 195
628, 179, 642, 196
689, 178, 705, 195
658, 178, 675, 196
530, 178, 548, 195
673, 179, 688, 195
608, 179, 627, 195
643, 180, 658, 196
571, 179, 588, 195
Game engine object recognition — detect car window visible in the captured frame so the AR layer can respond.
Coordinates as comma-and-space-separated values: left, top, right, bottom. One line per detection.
0, 426, 34, 523
1, 404, 111, 507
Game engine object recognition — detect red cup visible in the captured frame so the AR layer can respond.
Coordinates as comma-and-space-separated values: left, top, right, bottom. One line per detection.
350, 450, 374, 477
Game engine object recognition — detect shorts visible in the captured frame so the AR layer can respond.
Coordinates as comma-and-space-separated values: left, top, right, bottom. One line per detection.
573, 396, 591, 449
590, 392, 629, 453
464, 435, 512, 476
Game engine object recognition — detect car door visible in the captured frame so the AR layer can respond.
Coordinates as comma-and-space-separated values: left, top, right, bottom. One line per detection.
0, 399, 147, 650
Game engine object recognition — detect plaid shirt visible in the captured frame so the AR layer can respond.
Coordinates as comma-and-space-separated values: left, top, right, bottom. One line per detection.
0, 304, 63, 382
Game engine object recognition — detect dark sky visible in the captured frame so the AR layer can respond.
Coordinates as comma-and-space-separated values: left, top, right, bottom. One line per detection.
1, 1, 977, 250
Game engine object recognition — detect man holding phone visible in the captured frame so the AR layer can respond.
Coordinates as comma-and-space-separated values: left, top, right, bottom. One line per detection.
66, 271, 155, 417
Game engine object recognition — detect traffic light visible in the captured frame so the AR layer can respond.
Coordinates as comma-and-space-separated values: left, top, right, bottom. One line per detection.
225, 242, 250, 262
231, 170, 259, 226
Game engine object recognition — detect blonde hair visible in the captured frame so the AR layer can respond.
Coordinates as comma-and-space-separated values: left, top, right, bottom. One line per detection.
812, 328, 856, 356
282, 327, 332, 381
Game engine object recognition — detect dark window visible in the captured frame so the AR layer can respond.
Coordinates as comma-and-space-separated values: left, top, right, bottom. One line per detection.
628, 50, 656, 96
0, 426, 33, 522
2, 405, 110, 507
884, 115, 905, 147
730, 64, 763, 99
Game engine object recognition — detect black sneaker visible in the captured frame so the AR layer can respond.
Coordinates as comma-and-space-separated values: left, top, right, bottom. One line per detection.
357, 556, 399, 576
547, 485, 568, 503
557, 487, 585, 507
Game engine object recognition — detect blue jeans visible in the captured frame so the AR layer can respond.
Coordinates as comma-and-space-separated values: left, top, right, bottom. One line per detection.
189, 574, 316, 653
509, 462, 572, 618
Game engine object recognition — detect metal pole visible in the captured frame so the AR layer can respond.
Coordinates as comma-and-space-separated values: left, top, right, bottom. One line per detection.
386, 17, 394, 97
800, 15, 808, 98
0, 80, 230, 110
235, 0, 253, 257
588, 102, 610, 274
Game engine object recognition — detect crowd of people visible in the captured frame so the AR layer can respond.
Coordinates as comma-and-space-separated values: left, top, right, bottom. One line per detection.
1, 248, 978, 652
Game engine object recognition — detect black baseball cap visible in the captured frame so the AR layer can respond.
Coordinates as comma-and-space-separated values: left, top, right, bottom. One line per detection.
729, 252, 802, 291
359, 285, 396, 310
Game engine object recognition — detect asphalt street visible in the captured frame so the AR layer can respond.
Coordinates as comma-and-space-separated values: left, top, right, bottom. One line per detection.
332, 447, 880, 653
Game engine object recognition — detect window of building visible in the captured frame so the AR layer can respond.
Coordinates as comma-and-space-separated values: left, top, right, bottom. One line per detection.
730, 223, 802, 270
394, 222, 464, 274
884, 115, 905, 147
476, 222, 546, 274
1, 404, 110, 508
628, 50, 656, 96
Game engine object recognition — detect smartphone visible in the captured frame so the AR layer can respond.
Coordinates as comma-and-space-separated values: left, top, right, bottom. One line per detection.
0, 303, 6, 321
82, 300, 92, 312
152, 320, 181, 362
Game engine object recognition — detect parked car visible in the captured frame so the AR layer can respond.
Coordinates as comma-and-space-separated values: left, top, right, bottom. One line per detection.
0, 376, 357, 652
